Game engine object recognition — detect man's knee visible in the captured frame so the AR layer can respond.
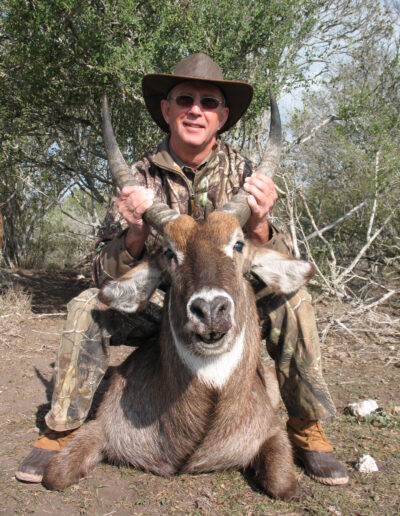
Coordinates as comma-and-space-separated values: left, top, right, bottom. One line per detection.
66, 288, 100, 315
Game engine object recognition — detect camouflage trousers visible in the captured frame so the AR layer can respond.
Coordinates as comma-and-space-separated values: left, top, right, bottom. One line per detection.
45, 285, 336, 432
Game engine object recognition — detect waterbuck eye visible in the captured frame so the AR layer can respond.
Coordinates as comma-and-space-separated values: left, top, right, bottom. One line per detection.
233, 241, 244, 253
165, 248, 175, 260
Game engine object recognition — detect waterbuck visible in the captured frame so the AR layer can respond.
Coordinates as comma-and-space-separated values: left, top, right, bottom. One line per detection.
42, 95, 313, 499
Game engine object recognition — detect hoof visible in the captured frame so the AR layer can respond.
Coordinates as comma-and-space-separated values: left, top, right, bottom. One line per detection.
295, 450, 349, 485
16, 448, 57, 483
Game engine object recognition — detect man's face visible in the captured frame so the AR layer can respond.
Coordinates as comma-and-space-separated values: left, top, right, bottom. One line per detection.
161, 81, 229, 152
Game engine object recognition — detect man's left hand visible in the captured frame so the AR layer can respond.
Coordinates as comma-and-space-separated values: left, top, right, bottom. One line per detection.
243, 173, 278, 245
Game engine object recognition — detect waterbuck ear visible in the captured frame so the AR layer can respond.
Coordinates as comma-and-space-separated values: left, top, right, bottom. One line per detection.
250, 248, 315, 295
99, 259, 162, 313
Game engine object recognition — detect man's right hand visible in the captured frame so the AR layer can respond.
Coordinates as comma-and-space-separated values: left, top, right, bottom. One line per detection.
118, 186, 154, 257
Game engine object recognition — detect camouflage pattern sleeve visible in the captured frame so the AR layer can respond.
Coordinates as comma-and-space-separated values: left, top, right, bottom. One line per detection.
91, 161, 150, 288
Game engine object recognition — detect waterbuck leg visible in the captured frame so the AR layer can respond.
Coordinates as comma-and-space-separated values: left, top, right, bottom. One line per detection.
42, 421, 105, 490
252, 431, 297, 500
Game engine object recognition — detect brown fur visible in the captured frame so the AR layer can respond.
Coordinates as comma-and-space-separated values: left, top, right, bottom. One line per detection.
43, 213, 302, 500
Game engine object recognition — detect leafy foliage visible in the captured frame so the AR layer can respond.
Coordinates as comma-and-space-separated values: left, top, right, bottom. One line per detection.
287, 10, 399, 292
1, 0, 327, 263
0, 0, 398, 275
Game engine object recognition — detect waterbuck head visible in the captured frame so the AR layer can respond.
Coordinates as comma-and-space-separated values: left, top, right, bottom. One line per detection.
100, 94, 314, 359
101, 209, 313, 361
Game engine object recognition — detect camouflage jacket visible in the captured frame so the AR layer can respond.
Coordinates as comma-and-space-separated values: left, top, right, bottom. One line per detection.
92, 137, 291, 287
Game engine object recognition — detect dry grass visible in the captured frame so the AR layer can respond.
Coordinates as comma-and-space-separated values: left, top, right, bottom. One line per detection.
0, 285, 32, 347
0, 285, 32, 317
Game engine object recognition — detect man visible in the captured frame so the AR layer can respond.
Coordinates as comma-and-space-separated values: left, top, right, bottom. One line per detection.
17, 53, 348, 486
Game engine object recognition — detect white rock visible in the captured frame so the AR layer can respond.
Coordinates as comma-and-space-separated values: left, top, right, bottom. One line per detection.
347, 399, 378, 417
356, 454, 379, 473
76, 274, 85, 280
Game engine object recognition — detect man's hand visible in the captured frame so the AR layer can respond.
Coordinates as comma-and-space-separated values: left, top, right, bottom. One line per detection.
243, 173, 278, 245
118, 186, 154, 257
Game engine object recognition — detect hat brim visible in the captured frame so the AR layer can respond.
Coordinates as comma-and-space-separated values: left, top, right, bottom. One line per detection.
142, 74, 253, 133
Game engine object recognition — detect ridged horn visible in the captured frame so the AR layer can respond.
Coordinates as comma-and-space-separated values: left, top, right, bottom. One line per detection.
101, 94, 137, 188
101, 94, 179, 233
221, 91, 282, 227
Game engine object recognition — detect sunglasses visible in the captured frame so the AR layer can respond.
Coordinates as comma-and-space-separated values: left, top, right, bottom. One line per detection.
168, 94, 224, 110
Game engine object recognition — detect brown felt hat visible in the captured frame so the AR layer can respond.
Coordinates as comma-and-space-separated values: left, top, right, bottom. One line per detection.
142, 53, 253, 133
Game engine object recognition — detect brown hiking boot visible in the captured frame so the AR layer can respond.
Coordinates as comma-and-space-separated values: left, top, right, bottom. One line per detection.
287, 418, 349, 486
16, 428, 77, 483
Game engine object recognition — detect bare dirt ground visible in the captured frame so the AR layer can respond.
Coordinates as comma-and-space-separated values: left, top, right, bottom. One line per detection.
0, 269, 399, 515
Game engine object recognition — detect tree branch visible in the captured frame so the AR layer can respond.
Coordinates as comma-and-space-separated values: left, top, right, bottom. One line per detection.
337, 207, 399, 283
306, 199, 369, 240
290, 114, 339, 149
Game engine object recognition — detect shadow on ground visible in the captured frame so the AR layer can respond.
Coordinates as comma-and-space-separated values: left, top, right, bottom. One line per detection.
1, 268, 91, 313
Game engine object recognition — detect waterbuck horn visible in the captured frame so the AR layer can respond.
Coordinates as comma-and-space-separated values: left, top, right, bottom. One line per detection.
101, 95, 178, 233
221, 92, 281, 227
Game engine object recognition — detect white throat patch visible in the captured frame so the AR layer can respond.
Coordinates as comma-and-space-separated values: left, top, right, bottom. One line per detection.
169, 297, 244, 389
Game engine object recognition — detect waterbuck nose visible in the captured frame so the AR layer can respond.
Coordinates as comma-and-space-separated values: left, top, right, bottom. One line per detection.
188, 295, 233, 330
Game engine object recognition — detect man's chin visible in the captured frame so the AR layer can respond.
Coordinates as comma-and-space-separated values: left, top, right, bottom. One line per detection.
170, 130, 216, 159
180, 132, 207, 146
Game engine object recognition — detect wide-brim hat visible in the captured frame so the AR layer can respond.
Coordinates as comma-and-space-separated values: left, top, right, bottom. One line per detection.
142, 53, 253, 133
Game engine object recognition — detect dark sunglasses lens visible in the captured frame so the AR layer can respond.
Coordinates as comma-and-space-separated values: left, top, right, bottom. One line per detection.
201, 97, 220, 109
175, 95, 194, 107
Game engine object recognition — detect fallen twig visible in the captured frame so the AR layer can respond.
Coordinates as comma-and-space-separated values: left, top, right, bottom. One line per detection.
28, 312, 66, 319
